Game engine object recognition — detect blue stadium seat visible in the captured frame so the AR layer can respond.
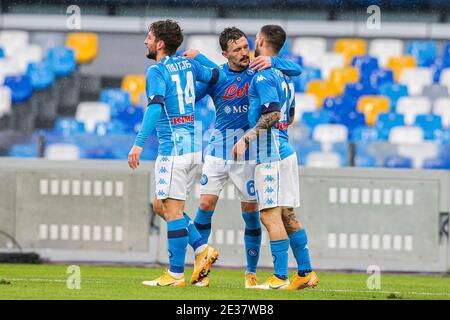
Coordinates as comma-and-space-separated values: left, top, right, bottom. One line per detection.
355, 152, 377, 167
376, 112, 405, 139
423, 156, 450, 169
414, 114, 442, 140
301, 111, 330, 131
430, 57, 450, 83
0, 47, 4, 59
47, 47, 76, 77
344, 82, 377, 102
407, 40, 437, 67
434, 129, 450, 143
365, 68, 394, 90
331, 142, 350, 166
115, 105, 144, 133
247, 36, 255, 51
294, 67, 321, 92
351, 126, 380, 142
26, 61, 55, 90
383, 155, 413, 168
4, 75, 33, 103
351, 55, 378, 82
323, 95, 356, 114
55, 117, 86, 137
292, 139, 322, 165
94, 120, 126, 136
8, 142, 38, 158
334, 111, 366, 135
100, 89, 131, 117
379, 83, 408, 109
444, 42, 450, 60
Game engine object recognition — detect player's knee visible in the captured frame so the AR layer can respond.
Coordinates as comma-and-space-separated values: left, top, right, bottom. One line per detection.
199, 197, 217, 212
241, 202, 258, 213
152, 199, 164, 218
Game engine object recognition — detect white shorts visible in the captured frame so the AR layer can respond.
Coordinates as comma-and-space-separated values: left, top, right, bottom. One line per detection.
200, 155, 257, 202
154, 151, 201, 201
255, 153, 300, 210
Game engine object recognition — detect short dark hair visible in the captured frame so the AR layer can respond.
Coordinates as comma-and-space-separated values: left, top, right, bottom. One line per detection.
219, 27, 247, 51
259, 25, 286, 53
149, 19, 183, 55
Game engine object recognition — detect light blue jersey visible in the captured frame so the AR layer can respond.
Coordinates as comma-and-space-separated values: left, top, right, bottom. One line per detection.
248, 67, 296, 164
146, 55, 221, 156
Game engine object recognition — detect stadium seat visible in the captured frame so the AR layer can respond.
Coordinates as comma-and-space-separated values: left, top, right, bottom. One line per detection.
344, 82, 377, 103
369, 39, 403, 67
44, 143, 81, 160
186, 35, 226, 65
307, 53, 345, 79
351, 55, 378, 82
386, 55, 416, 81
291, 37, 326, 65
294, 67, 321, 92
396, 96, 432, 125
355, 152, 377, 167
293, 93, 317, 122
378, 83, 408, 109
433, 97, 450, 128
301, 111, 330, 130
406, 40, 437, 67
289, 124, 310, 142
0, 58, 26, 83
351, 126, 380, 142
323, 95, 356, 114
0, 47, 4, 59
383, 154, 413, 169
421, 84, 449, 102
439, 69, 450, 94
312, 124, 348, 146
100, 88, 131, 117
55, 117, 86, 137
115, 105, 144, 133
334, 38, 366, 65
8, 142, 39, 158
431, 58, 450, 84
305, 152, 342, 168
329, 67, 360, 94
121, 74, 146, 105
26, 61, 55, 90
415, 114, 442, 139
399, 67, 433, 96
357, 95, 391, 126
75, 102, 111, 133
423, 156, 450, 169
4, 75, 33, 103
94, 121, 126, 136
293, 139, 322, 165
366, 68, 394, 90
0, 30, 29, 56
0, 86, 12, 117
376, 112, 405, 139
306, 80, 339, 106
47, 47, 77, 77
389, 126, 424, 144
397, 142, 439, 168
66, 32, 98, 64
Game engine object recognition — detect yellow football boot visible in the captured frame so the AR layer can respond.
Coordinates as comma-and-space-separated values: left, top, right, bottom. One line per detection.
142, 270, 185, 287
190, 245, 219, 284
194, 276, 210, 287
245, 273, 259, 288
251, 275, 289, 290
285, 271, 319, 290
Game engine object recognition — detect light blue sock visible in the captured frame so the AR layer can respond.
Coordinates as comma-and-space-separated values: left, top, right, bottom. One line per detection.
242, 211, 262, 274
270, 239, 289, 280
289, 229, 312, 276
183, 213, 206, 251
167, 218, 188, 274
194, 208, 214, 242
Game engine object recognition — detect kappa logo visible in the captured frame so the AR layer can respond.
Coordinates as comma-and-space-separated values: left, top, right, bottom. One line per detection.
265, 198, 275, 205
158, 190, 166, 197
160, 156, 170, 162
158, 178, 167, 185
264, 164, 273, 170
159, 166, 168, 174
256, 75, 266, 82
264, 175, 274, 182
264, 186, 274, 194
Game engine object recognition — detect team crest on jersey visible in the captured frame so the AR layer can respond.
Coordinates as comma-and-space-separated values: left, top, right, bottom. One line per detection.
200, 174, 208, 185
236, 76, 242, 82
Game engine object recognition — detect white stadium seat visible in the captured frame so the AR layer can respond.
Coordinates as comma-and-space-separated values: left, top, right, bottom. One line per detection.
439, 68, 450, 95
389, 126, 424, 145
44, 144, 81, 160
396, 96, 432, 125
399, 67, 433, 96
433, 97, 450, 128
306, 152, 341, 168
294, 93, 317, 123
397, 142, 438, 168
75, 102, 111, 133
312, 124, 348, 148
307, 52, 345, 79
291, 37, 327, 66
369, 39, 404, 67
0, 86, 12, 117
186, 35, 226, 65
0, 30, 29, 57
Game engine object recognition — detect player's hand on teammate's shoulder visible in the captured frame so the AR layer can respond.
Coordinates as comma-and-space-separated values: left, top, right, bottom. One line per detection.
128, 145, 143, 170
183, 49, 200, 59
232, 138, 248, 161
250, 56, 272, 71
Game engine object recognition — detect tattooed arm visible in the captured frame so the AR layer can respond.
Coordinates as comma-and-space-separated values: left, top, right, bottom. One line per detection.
232, 110, 281, 160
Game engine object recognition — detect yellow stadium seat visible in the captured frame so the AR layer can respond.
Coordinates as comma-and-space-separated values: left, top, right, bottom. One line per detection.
357, 95, 391, 126
334, 38, 367, 65
121, 74, 146, 105
329, 67, 360, 94
386, 55, 417, 81
306, 80, 339, 107
66, 32, 98, 64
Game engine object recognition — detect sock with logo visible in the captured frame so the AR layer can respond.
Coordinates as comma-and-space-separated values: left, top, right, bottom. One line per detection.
242, 211, 262, 274
289, 229, 312, 277
270, 239, 289, 280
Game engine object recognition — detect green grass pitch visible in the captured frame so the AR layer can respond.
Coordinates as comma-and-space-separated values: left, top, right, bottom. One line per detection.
0, 263, 449, 300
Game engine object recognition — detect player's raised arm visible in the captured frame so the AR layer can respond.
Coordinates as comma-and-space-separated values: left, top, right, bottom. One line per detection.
250, 56, 302, 77
189, 54, 227, 85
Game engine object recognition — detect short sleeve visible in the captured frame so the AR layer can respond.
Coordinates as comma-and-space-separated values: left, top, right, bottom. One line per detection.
190, 59, 218, 84
146, 65, 166, 106
254, 71, 280, 114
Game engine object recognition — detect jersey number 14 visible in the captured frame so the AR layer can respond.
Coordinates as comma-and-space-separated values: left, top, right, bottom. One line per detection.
171, 71, 195, 115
